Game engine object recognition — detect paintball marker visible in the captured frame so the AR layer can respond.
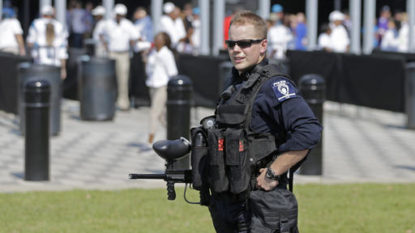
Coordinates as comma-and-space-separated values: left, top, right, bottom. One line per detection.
130, 116, 215, 205
129, 136, 209, 205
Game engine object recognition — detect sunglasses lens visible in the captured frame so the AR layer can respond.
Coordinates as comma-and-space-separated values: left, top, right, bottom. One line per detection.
238, 41, 251, 48
226, 41, 236, 48
227, 39, 262, 48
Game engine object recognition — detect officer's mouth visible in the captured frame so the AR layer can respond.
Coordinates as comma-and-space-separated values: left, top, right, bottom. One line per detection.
234, 57, 245, 63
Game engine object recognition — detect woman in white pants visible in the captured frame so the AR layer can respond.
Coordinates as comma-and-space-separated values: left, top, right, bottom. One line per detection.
146, 32, 178, 144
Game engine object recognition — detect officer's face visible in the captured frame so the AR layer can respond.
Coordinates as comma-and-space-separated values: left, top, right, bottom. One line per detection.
228, 24, 267, 74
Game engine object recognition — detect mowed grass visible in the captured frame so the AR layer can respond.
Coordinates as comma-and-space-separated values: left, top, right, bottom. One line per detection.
0, 183, 414, 233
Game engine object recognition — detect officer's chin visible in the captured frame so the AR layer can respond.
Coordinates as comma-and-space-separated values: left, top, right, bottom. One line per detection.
234, 64, 252, 74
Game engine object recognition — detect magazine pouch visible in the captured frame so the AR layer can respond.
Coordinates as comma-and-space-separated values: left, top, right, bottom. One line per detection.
207, 128, 229, 193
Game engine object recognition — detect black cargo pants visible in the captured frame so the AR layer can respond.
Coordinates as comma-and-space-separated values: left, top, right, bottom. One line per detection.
208, 187, 299, 233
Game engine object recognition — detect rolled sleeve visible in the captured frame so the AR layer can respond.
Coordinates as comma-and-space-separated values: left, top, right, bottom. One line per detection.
251, 76, 322, 154
277, 97, 322, 153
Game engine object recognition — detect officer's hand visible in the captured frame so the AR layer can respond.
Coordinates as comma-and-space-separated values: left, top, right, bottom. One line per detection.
257, 168, 278, 191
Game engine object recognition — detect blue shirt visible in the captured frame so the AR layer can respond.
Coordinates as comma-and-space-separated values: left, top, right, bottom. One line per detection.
294, 22, 307, 50
135, 16, 153, 42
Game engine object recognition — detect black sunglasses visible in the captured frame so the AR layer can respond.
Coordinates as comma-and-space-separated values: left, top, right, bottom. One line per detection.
225, 39, 265, 49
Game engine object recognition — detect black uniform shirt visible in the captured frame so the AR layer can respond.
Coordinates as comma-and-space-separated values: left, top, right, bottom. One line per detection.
227, 59, 322, 154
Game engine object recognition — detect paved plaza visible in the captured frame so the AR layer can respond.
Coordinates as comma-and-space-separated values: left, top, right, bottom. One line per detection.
0, 100, 414, 193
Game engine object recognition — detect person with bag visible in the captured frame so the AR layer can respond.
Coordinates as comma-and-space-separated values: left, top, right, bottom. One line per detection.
199, 11, 322, 233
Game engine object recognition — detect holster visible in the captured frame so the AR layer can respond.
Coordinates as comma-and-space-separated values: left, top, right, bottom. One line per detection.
190, 127, 209, 190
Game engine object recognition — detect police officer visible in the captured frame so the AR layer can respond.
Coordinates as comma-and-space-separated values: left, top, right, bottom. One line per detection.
206, 11, 322, 233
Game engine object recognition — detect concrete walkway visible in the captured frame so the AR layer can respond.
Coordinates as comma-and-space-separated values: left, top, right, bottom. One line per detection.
0, 100, 414, 193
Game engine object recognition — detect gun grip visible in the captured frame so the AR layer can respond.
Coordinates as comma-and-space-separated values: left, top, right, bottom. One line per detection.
167, 181, 176, 201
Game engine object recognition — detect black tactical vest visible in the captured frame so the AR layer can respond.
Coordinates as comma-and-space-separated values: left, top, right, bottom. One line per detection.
205, 63, 290, 194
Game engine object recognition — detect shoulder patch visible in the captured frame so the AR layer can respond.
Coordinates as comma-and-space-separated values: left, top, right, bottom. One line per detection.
271, 79, 298, 102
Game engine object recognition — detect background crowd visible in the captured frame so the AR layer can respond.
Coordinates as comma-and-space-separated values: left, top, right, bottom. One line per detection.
0, 1, 414, 141
1, 1, 415, 61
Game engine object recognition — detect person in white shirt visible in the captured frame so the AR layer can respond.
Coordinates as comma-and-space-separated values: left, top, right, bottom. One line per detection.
381, 19, 399, 52
159, 2, 186, 49
0, 10, 26, 56
328, 11, 350, 53
146, 32, 178, 144
397, 13, 415, 53
267, 4, 293, 60
26, 5, 68, 79
317, 23, 333, 52
99, 4, 139, 111
268, 23, 293, 59
91, 5, 106, 57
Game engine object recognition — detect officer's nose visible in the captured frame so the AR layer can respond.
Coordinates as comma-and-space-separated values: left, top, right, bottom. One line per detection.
231, 44, 243, 53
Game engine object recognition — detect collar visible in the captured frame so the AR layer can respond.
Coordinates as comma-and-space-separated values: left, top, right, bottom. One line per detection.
231, 58, 269, 82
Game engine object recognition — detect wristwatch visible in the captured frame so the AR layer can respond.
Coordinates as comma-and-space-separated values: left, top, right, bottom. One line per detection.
266, 166, 281, 181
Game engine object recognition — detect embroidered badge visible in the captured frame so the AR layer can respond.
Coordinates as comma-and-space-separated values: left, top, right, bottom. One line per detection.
272, 80, 297, 102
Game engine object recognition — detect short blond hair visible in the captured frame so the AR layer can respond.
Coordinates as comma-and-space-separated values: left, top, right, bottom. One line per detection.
229, 11, 267, 39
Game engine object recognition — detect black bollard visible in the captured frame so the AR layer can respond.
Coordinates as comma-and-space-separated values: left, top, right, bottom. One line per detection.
18, 63, 62, 136
405, 63, 415, 129
166, 75, 193, 170
298, 74, 325, 175
79, 56, 117, 121
24, 80, 51, 181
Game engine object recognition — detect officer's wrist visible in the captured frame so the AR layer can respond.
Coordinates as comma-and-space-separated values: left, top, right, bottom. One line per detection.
266, 166, 281, 181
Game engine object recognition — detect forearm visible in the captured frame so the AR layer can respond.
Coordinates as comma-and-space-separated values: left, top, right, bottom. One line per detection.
15, 34, 26, 55
60, 59, 67, 79
256, 150, 309, 191
269, 149, 309, 176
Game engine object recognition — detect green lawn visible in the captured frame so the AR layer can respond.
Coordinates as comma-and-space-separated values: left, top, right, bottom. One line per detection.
1, 183, 414, 233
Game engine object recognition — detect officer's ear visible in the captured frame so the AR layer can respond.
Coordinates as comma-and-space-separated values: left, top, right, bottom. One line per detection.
260, 39, 268, 54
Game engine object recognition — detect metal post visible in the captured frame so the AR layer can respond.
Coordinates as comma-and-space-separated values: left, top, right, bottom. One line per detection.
103, 0, 114, 20
24, 80, 51, 181
363, 0, 376, 54
19, 63, 62, 136
0, 0, 3, 20
39, 0, 52, 15
306, 0, 318, 50
334, 0, 342, 11
408, 0, 415, 52
199, 0, 210, 55
298, 74, 325, 175
151, 0, 163, 33
167, 76, 193, 170
258, 0, 270, 20
23, 0, 30, 38
406, 63, 415, 128
55, 0, 66, 29
213, 0, 225, 56
350, 0, 361, 54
